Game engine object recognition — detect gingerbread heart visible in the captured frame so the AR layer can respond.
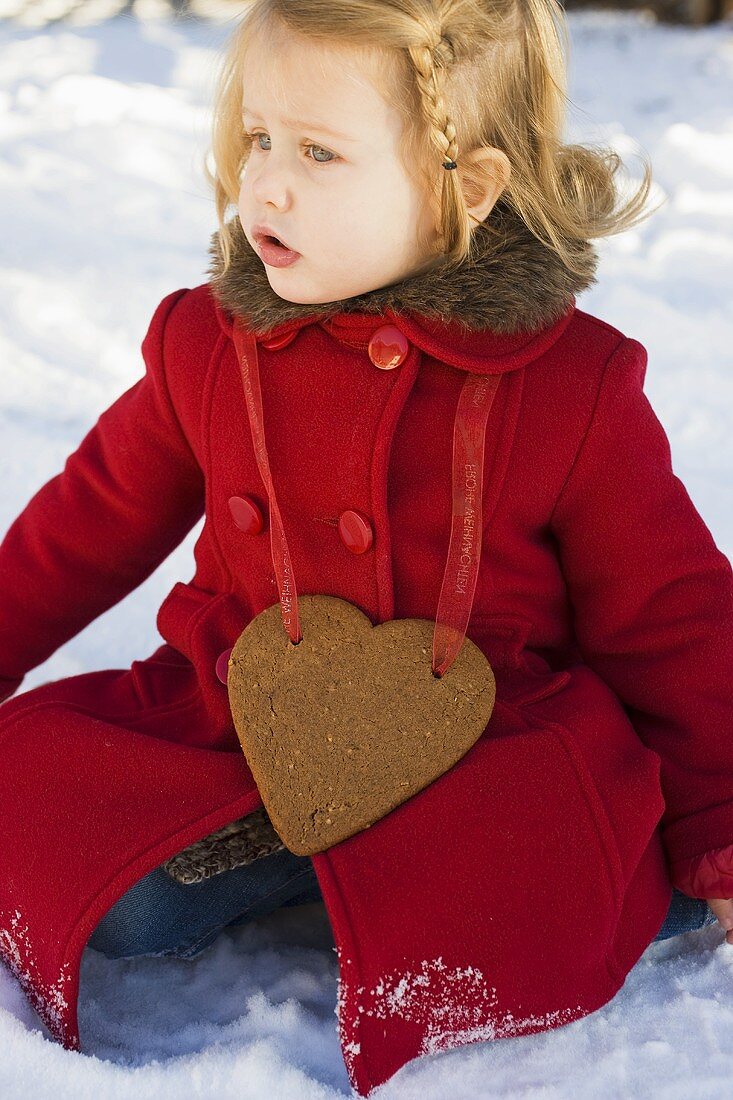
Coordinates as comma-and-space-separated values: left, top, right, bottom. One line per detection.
226, 594, 496, 855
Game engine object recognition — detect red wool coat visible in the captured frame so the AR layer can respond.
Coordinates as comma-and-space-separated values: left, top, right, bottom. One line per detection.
2, 206, 733, 1096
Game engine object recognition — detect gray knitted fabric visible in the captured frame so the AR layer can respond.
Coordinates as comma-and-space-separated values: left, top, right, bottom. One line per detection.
162, 806, 285, 884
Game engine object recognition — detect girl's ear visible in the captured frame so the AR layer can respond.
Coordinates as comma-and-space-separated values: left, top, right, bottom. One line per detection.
458, 146, 512, 225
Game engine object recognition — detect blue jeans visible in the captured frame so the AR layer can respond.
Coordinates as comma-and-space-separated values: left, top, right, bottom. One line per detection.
87, 846, 324, 960
653, 887, 718, 941
87, 850, 717, 960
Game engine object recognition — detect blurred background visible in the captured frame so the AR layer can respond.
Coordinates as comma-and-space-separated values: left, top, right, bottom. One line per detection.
0, 0, 731, 27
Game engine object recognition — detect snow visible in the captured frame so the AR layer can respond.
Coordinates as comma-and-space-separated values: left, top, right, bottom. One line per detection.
1, 7, 733, 1097
337, 949, 587, 1073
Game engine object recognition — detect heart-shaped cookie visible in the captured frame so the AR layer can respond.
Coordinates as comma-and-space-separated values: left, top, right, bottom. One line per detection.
227, 593, 496, 855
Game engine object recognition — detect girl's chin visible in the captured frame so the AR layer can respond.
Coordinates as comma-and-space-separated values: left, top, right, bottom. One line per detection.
266, 266, 393, 304
265, 275, 351, 306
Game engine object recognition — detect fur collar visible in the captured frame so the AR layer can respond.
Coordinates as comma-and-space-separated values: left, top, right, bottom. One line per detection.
207, 200, 599, 337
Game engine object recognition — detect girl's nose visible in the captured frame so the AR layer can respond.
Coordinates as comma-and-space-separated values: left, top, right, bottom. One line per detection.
248, 152, 294, 206
251, 172, 291, 211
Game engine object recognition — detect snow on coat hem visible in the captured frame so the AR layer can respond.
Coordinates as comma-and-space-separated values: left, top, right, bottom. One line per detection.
335, 945, 587, 1072
0, 907, 73, 1038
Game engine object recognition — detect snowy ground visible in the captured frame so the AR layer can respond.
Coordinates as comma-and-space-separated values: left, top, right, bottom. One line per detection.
1, 8, 733, 1098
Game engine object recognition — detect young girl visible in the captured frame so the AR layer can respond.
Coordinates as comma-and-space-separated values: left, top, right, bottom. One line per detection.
1, 0, 731, 1095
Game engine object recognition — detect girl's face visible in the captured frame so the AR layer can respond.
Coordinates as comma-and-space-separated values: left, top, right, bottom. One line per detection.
238, 30, 444, 305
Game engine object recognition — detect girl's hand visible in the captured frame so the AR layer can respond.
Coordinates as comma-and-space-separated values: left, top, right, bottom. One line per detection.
706, 897, 733, 943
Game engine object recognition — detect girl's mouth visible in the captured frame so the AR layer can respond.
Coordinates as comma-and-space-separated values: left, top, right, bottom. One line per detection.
254, 234, 301, 268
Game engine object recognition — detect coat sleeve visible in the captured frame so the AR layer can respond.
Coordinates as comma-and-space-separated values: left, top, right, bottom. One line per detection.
0, 288, 205, 700
671, 842, 733, 899
550, 336, 733, 895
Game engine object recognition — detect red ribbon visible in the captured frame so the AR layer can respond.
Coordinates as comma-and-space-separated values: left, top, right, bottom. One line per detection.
233, 317, 501, 677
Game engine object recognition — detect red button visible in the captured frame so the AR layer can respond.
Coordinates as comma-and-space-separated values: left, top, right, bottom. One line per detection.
338, 510, 374, 554
216, 648, 232, 685
260, 329, 297, 351
367, 325, 409, 370
228, 495, 265, 534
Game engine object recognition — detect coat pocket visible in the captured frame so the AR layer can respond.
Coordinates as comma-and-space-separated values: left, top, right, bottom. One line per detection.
153, 580, 254, 742
130, 644, 200, 712
156, 580, 223, 653
501, 667, 572, 707
468, 612, 573, 708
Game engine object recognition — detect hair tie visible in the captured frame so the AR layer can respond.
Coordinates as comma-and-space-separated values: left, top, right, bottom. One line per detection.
443, 160, 457, 170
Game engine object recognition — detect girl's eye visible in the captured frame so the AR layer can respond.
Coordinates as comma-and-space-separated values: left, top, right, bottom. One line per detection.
246, 131, 337, 165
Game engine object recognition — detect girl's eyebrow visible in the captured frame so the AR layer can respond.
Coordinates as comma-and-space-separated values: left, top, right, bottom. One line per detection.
241, 108, 360, 143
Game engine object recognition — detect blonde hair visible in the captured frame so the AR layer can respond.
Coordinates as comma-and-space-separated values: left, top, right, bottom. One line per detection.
205, 0, 659, 279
